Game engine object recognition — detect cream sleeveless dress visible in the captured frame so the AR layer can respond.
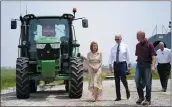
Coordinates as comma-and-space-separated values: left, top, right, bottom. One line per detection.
87, 51, 102, 95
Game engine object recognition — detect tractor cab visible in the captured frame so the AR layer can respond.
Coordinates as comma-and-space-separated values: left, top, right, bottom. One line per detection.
29, 18, 70, 62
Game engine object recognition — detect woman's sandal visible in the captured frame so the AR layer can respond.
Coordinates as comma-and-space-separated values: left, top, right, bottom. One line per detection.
90, 97, 96, 102
92, 99, 96, 102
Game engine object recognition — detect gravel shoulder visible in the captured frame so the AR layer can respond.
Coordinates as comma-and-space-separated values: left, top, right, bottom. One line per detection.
1, 80, 171, 106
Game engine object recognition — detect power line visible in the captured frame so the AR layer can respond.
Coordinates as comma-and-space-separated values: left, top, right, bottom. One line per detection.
20, 0, 22, 16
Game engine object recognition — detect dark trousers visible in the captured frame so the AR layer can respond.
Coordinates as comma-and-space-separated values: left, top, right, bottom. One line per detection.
135, 62, 152, 101
157, 63, 171, 90
113, 61, 129, 98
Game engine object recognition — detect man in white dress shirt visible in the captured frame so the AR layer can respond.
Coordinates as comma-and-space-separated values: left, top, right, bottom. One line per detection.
109, 34, 131, 101
156, 42, 171, 92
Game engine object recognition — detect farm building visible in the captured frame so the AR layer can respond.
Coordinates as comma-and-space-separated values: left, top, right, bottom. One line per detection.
148, 21, 171, 50
148, 31, 171, 50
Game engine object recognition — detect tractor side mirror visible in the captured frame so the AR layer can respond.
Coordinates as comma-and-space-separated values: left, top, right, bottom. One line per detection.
82, 19, 88, 28
11, 20, 17, 29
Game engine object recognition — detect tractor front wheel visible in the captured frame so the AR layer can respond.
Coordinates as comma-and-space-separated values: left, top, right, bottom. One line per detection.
16, 57, 30, 99
69, 57, 84, 98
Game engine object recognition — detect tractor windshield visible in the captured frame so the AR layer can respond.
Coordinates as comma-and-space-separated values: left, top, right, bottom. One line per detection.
29, 18, 69, 45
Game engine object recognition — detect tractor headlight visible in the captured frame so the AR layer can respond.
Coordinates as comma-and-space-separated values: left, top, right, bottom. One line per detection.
36, 44, 46, 49
50, 43, 60, 49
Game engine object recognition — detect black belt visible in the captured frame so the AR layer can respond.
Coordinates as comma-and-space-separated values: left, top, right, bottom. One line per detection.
137, 61, 151, 64
114, 61, 126, 64
158, 63, 170, 65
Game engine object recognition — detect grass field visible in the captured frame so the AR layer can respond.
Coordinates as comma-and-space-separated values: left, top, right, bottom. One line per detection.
1, 68, 171, 91
84, 68, 171, 81
1, 69, 16, 90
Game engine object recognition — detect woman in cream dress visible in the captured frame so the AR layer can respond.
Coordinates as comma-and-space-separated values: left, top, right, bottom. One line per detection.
86, 41, 103, 102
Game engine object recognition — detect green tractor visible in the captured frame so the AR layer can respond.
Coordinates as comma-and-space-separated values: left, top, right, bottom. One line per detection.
10, 8, 88, 99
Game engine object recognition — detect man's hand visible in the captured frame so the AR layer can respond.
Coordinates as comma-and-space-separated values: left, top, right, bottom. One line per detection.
126, 64, 131, 75
151, 65, 155, 72
151, 56, 156, 72
127, 66, 131, 72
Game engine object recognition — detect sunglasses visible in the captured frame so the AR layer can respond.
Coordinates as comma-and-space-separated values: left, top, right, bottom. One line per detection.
115, 39, 120, 41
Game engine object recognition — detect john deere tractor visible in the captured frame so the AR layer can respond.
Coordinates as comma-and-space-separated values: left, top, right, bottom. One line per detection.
10, 8, 88, 99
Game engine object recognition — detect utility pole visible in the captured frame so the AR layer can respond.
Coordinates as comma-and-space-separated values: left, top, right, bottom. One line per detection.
26, 5, 27, 15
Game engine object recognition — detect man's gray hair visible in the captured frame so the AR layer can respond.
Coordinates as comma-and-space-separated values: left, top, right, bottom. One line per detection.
115, 34, 122, 39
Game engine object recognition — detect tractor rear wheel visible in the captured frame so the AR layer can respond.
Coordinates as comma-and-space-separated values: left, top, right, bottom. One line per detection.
16, 57, 30, 99
69, 57, 84, 98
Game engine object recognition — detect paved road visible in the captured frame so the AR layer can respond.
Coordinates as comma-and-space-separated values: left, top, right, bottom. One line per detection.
1, 80, 171, 106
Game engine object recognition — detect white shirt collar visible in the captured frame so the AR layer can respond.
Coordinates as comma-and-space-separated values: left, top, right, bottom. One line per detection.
115, 42, 124, 46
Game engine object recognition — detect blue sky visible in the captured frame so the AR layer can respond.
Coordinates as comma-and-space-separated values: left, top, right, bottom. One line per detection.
1, 1, 171, 67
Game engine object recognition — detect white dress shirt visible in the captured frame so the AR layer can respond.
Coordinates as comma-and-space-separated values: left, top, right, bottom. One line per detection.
156, 48, 171, 66
109, 42, 131, 65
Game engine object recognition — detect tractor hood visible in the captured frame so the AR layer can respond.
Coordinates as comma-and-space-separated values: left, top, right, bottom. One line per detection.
35, 36, 61, 44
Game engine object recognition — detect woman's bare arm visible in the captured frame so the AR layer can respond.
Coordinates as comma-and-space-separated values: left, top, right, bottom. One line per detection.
97, 52, 102, 69
86, 52, 94, 69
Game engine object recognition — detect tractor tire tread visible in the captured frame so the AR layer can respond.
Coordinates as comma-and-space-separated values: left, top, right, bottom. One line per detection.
16, 57, 30, 99
69, 57, 84, 98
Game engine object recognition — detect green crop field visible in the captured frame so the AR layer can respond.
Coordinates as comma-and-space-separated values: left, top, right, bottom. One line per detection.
1, 68, 171, 91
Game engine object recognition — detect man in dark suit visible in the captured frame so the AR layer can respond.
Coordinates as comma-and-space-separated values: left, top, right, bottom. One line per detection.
109, 34, 131, 101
